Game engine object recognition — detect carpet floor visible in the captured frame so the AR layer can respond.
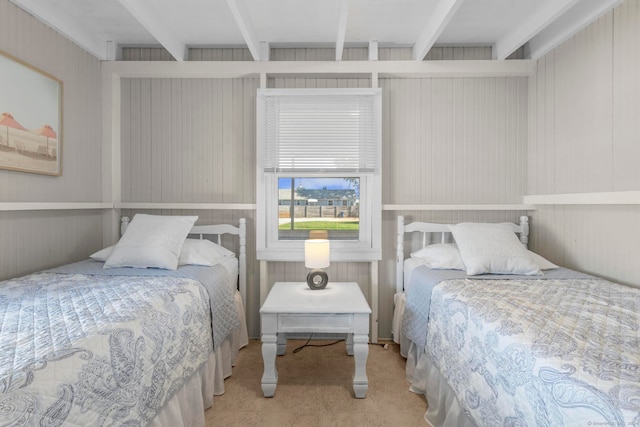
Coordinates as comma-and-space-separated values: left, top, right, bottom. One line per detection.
205, 338, 428, 426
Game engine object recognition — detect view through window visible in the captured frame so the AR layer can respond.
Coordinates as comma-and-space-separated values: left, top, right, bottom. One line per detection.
278, 177, 360, 241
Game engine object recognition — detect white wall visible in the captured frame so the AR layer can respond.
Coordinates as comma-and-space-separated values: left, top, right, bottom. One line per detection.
0, 0, 104, 280
528, 0, 640, 287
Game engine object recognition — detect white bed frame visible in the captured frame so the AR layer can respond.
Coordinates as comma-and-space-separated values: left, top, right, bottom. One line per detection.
120, 216, 247, 311
395, 215, 529, 293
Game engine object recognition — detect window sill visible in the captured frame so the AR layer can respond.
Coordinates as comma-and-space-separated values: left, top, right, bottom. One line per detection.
257, 247, 381, 262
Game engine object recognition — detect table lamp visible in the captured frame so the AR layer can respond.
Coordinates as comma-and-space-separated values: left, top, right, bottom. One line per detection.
304, 239, 330, 290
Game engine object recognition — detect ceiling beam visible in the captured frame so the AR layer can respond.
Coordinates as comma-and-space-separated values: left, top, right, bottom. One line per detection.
117, 0, 187, 61
369, 41, 378, 61
260, 41, 270, 62
493, 0, 581, 60
527, 0, 622, 60
412, 0, 465, 61
225, 0, 261, 61
335, 0, 350, 61
9, 0, 108, 60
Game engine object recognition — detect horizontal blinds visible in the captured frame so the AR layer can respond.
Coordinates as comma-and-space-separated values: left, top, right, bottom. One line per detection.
261, 91, 380, 173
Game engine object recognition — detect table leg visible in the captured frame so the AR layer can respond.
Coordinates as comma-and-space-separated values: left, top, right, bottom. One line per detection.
261, 333, 278, 397
352, 334, 369, 398
277, 332, 287, 355
346, 333, 354, 355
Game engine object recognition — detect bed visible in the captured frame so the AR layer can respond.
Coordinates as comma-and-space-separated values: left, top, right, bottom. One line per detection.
392, 215, 640, 427
0, 214, 249, 427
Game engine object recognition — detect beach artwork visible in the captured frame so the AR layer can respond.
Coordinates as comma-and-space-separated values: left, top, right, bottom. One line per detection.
0, 50, 62, 176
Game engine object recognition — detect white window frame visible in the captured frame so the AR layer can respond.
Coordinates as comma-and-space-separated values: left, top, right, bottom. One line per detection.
256, 88, 382, 262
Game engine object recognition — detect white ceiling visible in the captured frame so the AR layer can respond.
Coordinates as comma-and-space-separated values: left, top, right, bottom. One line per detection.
10, 0, 622, 62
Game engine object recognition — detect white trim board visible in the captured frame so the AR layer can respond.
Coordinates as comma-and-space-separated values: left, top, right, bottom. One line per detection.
524, 191, 640, 205
103, 59, 536, 79
0, 203, 112, 211
116, 203, 256, 210
383, 204, 536, 211
0, 202, 258, 212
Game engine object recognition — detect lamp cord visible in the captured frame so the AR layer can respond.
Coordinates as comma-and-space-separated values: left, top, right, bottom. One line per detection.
292, 334, 344, 353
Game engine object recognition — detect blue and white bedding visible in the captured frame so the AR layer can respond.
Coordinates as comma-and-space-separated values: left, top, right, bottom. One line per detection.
0, 260, 240, 426
403, 265, 640, 426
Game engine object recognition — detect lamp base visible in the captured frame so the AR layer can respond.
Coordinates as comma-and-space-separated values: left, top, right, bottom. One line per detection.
306, 269, 329, 290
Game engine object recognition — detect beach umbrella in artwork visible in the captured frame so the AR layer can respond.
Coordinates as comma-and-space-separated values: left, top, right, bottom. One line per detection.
0, 112, 26, 146
34, 124, 56, 138
33, 124, 57, 157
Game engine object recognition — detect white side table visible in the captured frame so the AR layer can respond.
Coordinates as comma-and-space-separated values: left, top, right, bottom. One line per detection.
260, 282, 372, 398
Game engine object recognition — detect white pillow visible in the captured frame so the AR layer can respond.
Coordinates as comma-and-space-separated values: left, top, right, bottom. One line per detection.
410, 243, 465, 270
90, 245, 113, 262
179, 239, 234, 266
528, 250, 558, 270
448, 223, 542, 276
92, 238, 234, 266
407, 242, 558, 272
104, 214, 198, 270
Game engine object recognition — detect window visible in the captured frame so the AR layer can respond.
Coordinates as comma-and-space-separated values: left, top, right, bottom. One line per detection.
278, 177, 359, 241
256, 88, 381, 262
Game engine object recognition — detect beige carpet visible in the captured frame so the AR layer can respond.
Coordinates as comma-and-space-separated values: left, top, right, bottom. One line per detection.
205, 338, 428, 426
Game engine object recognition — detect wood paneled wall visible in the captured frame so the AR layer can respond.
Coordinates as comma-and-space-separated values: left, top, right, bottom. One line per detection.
528, 0, 640, 288
0, 0, 104, 280
119, 71, 528, 338
120, 78, 258, 203
381, 77, 528, 205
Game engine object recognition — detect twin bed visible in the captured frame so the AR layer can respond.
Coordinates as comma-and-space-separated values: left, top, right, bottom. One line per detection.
0, 215, 248, 427
393, 215, 640, 427
5, 212, 640, 426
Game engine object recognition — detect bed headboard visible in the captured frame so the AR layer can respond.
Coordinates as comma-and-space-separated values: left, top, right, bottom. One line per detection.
395, 215, 529, 293
120, 217, 247, 311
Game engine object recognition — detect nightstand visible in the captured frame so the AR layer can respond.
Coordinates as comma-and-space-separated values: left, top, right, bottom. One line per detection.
259, 281, 371, 398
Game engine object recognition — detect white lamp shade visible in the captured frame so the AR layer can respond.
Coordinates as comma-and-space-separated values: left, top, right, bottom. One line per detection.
305, 239, 330, 269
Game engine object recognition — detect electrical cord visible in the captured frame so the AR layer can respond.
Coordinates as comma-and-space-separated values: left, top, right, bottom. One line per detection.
292, 334, 392, 353
292, 334, 344, 353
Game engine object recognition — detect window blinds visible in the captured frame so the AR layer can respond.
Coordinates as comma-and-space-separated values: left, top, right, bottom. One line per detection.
259, 90, 381, 173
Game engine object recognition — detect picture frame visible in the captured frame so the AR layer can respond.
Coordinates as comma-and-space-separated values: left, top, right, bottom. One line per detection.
0, 50, 63, 176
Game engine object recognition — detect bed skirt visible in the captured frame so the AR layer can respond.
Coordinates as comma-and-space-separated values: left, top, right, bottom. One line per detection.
393, 291, 476, 427
150, 290, 249, 427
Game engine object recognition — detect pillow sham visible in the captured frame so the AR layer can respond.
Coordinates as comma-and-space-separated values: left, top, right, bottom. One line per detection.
448, 223, 542, 276
410, 243, 465, 270
528, 250, 558, 270
92, 238, 234, 266
179, 238, 234, 266
408, 242, 558, 272
90, 245, 113, 262
104, 214, 198, 270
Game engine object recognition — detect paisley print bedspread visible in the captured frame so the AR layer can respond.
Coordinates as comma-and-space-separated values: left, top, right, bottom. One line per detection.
0, 269, 227, 426
422, 276, 640, 426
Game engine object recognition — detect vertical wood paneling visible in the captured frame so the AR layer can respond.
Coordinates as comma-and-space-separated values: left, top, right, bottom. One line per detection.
0, 0, 103, 280
529, 1, 640, 289
531, 12, 615, 195
612, 1, 640, 190
122, 47, 175, 61
120, 77, 258, 203
188, 48, 253, 61
530, 205, 640, 289
381, 77, 527, 205
0, 210, 104, 281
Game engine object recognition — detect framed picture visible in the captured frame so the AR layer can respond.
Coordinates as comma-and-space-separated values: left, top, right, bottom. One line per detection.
0, 50, 63, 176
